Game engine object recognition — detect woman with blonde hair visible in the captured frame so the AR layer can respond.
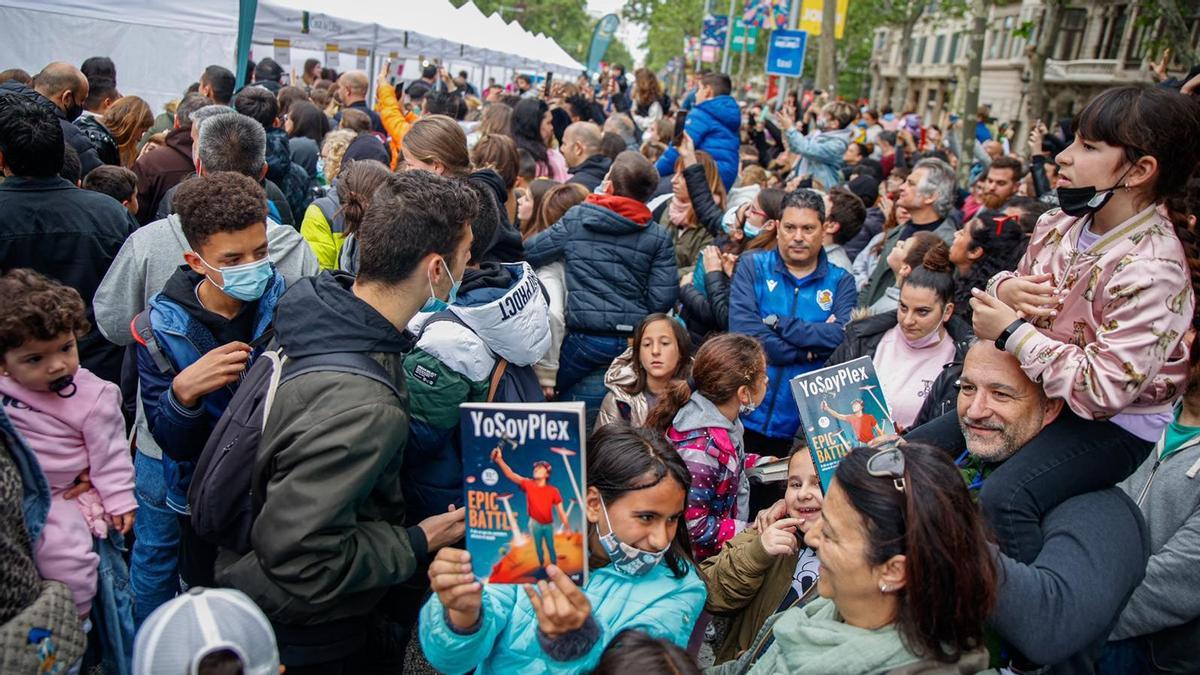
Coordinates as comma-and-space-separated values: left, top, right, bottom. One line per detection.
468, 103, 513, 150
104, 96, 154, 168
318, 128, 357, 184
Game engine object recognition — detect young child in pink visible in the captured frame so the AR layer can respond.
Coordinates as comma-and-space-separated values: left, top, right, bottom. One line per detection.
0, 269, 136, 617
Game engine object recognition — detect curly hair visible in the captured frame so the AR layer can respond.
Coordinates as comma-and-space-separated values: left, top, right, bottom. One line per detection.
173, 172, 268, 250
0, 269, 89, 356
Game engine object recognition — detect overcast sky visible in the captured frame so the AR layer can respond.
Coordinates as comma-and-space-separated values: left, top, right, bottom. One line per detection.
586, 0, 647, 65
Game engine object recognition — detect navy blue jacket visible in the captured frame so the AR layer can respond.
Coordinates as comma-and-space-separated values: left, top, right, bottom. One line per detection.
729, 249, 857, 439
656, 95, 741, 190
136, 268, 284, 514
525, 201, 677, 335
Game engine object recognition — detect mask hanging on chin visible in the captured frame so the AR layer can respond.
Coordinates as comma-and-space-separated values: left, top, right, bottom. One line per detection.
597, 499, 669, 577
1056, 165, 1134, 219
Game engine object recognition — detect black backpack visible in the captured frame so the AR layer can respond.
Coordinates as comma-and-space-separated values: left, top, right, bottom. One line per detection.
188, 349, 400, 553
419, 310, 545, 403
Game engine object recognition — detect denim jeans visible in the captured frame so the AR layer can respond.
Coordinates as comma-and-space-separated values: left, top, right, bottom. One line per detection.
529, 519, 557, 566
906, 409, 1151, 563
556, 332, 628, 424
91, 533, 134, 674
130, 451, 180, 627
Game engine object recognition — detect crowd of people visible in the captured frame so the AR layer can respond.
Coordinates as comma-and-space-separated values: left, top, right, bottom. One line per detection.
0, 50, 1199, 675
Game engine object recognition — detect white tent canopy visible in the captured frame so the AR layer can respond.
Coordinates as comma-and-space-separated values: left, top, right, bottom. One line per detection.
0, 0, 584, 113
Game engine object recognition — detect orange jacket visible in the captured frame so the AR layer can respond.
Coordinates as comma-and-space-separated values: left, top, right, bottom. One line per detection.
374, 84, 419, 170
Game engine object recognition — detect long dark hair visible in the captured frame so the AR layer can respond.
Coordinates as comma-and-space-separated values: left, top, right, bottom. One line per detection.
646, 333, 764, 433
588, 424, 694, 579
1074, 86, 1200, 316
621, 314, 693, 398
511, 98, 550, 163
287, 101, 330, 145
833, 443, 997, 663
952, 213, 1028, 324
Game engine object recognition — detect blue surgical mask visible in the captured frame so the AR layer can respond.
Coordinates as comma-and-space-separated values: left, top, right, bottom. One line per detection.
420, 258, 461, 313
598, 499, 669, 577
200, 255, 273, 302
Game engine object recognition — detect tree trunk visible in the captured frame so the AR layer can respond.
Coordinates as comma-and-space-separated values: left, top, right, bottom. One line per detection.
891, 14, 918, 111
1027, 0, 1064, 134
816, 0, 839, 92
959, 0, 989, 186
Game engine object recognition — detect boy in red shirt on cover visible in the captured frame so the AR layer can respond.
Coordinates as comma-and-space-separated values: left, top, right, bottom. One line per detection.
491, 448, 571, 568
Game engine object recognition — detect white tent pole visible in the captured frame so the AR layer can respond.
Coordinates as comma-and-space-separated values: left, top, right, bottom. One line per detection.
367, 23, 379, 108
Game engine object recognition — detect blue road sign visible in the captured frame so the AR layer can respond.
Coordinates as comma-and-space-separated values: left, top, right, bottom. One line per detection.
766, 29, 807, 78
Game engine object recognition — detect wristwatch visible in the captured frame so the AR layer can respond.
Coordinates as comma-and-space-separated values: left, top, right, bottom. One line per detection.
764, 314, 780, 331
995, 318, 1027, 352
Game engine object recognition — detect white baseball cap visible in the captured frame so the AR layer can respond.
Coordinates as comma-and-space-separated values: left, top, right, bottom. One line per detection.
133, 587, 279, 675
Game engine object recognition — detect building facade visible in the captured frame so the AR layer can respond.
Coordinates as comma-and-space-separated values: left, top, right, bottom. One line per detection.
869, 1, 1199, 129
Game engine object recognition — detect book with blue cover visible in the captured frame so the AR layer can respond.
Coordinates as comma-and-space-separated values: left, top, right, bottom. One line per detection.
461, 402, 587, 585
791, 356, 895, 490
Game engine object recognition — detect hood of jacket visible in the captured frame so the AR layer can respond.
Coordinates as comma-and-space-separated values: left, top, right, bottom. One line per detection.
409, 262, 551, 376
603, 348, 638, 395
570, 154, 612, 178
578, 197, 652, 232
264, 127, 292, 178
673, 390, 742, 443
695, 95, 741, 135
275, 270, 414, 358
467, 169, 525, 263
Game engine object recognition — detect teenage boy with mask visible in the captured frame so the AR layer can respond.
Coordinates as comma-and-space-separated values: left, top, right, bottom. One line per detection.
216, 170, 472, 671
135, 171, 284, 593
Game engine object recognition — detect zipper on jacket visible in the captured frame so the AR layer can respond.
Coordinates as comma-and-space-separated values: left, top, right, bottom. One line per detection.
1134, 460, 1160, 507
760, 286, 802, 433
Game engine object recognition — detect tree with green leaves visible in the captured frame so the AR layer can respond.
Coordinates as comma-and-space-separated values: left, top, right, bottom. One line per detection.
624, 0, 706, 73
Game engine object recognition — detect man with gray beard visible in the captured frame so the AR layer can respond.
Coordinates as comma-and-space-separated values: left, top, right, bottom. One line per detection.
906, 340, 1149, 674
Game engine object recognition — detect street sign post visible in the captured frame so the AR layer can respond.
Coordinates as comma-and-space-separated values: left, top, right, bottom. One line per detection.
765, 29, 807, 78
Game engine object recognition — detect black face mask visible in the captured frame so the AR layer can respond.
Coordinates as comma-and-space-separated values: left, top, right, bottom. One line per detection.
1055, 165, 1134, 219
63, 96, 83, 121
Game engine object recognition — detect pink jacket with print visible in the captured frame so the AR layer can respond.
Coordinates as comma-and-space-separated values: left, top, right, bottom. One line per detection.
987, 206, 1193, 419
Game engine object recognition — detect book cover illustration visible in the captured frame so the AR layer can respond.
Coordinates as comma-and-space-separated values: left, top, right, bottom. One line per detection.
790, 356, 895, 490
461, 402, 587, 585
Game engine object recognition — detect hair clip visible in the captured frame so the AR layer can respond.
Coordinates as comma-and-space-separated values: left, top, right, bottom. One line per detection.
993, 214, 1019, 236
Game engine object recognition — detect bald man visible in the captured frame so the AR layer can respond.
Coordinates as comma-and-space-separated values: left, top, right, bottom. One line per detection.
333, 70, 383, 134
562, 121, 611, 192
0, 61, 102, 176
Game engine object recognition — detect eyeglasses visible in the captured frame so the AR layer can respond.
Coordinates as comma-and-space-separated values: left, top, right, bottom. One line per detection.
867, 445, 906, 492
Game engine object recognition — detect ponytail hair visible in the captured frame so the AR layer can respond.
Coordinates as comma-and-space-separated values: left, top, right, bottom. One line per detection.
903, 240, 955, 306
645, 333, 766, 433
834, 443, 997, 663
953, 212, 1029, 323
335, 159, 391, 237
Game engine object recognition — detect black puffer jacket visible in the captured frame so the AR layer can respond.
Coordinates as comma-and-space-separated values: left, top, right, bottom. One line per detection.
525, 197, 677, 334
679, 269, 730, 345
0, 81, 102, 176
74, 115, 119, 167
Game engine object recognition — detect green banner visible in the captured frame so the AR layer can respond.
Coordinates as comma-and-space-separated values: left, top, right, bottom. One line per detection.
586, 13, 621, 74
732, 19, 759, 53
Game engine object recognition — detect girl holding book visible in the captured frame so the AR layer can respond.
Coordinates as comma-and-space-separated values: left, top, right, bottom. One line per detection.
419, 424, 705, 674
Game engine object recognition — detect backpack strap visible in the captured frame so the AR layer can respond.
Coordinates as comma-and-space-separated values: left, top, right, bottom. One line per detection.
280, 352, 401, 401
487, 359, 509, 402
313, 195, 345, 233
130, 311, 175, 375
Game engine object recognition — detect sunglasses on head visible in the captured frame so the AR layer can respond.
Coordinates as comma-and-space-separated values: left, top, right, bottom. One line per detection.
866, 445, 906, 493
